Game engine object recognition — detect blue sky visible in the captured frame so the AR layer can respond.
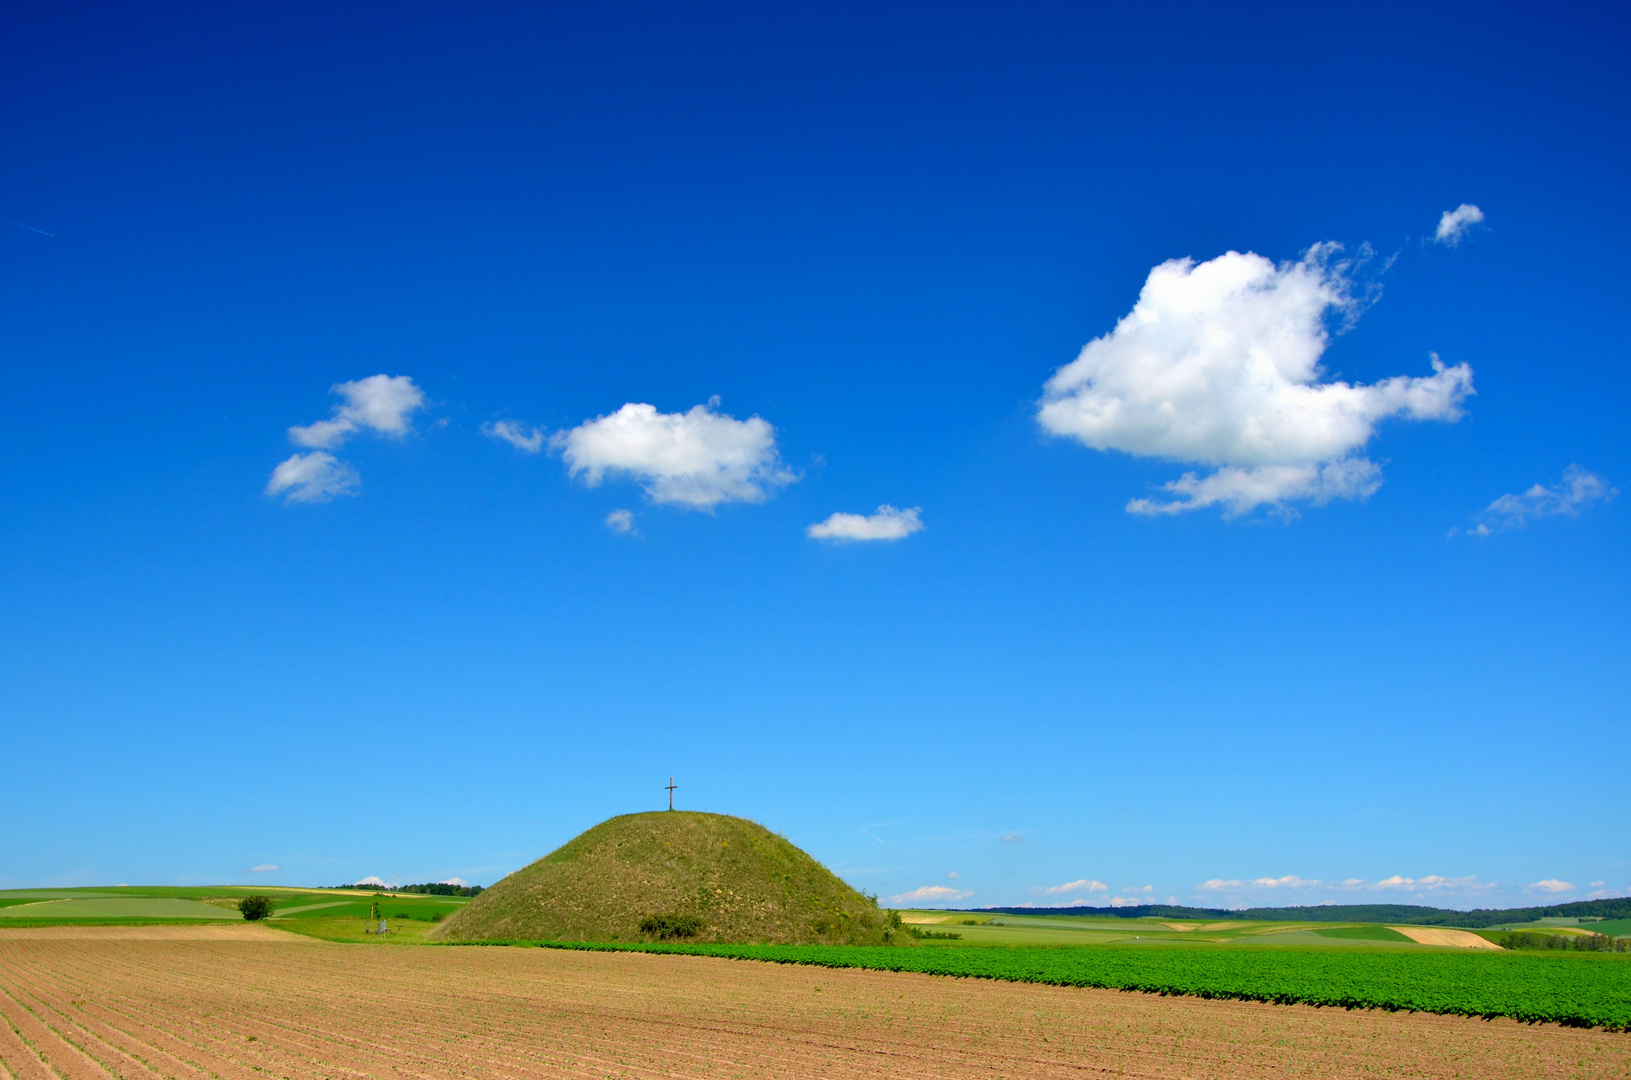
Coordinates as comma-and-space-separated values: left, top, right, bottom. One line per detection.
2, 1, 1626, 911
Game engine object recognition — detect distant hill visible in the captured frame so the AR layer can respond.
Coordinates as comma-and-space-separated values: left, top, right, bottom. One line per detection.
972, 896, 1631, 928
431, 811, 907, 945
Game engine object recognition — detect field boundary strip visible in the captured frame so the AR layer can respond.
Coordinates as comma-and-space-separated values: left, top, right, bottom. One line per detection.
443, 939, 1631, 1032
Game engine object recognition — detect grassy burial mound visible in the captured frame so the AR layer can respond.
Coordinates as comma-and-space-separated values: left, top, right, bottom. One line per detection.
431, 811, 906, 946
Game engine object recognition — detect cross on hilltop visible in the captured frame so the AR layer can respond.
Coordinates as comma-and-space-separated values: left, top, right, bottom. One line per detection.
665, 777, 677, 811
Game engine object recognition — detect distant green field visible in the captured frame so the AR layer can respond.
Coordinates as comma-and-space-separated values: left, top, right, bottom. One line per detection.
0, 887, 469, 927
495, 940, 1631, 1031
1313, 925, 1414, 942
0, 898, 238, 920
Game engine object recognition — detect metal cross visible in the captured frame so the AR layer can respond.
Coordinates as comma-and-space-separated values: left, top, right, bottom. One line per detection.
665, 777, 677, 810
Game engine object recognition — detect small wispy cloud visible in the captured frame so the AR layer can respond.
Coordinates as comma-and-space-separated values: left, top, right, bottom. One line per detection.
1461, 465, 1616, 536
1526, 879, 1576, 895
249, 864, 279, 873
270, 375, 424, 503
947, 871, 960, 879
1000, 834, 1024, 844
1029, 879, 1107, 896
807, 505, 924, 542
604, 509, 637, 535
289, 375, 425, 449
1433, 203, 1485, 246
482, 420, 545, 453
888, 885, 973, 905
266, 451, 360, 503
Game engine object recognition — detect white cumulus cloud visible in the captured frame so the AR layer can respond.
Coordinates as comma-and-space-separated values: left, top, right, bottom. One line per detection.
1468, 466, 1616, 535
249, 864, 279, 873
1197, 874, 1497, 901
1527, 879, 1576, 894
807, 504, 924, 542
482, 420, 545, 453
888, 885, 974, 905
440, 877, 469, 887
354, 876, 389, 887
1434, 204, 1485, 246
604, 509, 637, 535
1252, 875, 1314, 889
1038, 246, 1474, 516
289, 375, 425, 449
552, 399, 795, 509
266, 451, 360, 503
1030, 879, 1108, 896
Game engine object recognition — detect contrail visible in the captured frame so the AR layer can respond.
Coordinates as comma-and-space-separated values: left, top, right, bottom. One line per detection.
4, 218, 54, 237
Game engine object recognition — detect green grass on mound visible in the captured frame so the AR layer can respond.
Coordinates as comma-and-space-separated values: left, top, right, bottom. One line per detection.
465, 940, 1631, 1031
432, 811, 907, 946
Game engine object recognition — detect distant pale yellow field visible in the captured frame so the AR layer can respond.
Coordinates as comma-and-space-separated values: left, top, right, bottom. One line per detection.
1390, 926, 1501, 949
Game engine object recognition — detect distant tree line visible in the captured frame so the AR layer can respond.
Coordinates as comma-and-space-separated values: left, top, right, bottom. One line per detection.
1497, 930, 1631, 952
970, 896, 1631, 929
329, 883, 484, 897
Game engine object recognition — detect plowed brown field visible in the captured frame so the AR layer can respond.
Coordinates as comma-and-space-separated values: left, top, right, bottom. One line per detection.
0, 928, 1625, 1080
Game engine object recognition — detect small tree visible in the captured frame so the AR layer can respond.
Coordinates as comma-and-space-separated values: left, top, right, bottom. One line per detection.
238, 895, 275, 921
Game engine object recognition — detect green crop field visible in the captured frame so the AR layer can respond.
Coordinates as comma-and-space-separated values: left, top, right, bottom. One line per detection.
488, 940, 1631, 1031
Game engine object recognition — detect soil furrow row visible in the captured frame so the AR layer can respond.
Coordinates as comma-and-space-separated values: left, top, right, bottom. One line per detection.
0, 984, 114, 1080
1, 953, 234, 1080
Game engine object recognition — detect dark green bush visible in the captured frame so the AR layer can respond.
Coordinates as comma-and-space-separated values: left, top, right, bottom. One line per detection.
906, 926, 962, 940
639, 913, 704, 939
237, 895, 275, 921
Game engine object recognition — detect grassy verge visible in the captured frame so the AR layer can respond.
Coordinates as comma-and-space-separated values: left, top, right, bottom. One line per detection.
271, 916, 447, 944
456, 939, 1631, 1031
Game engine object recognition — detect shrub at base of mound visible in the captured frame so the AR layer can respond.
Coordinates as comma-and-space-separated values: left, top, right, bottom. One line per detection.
640, 914, 704, 939
431, 811, 911, 946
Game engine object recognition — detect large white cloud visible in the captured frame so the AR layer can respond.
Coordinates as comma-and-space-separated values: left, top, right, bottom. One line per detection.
266, 451, 360, 503
1038, 246, 1474, 516
289, 375, 425, 448
807, 505, 924, 542
552, 399, 795, 509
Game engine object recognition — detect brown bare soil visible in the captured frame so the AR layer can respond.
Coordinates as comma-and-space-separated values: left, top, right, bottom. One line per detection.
0, 924, 310, 942
0, 930, 1626, 1079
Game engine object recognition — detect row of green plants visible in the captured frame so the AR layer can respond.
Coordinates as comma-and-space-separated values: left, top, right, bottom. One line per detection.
480, 940, 1631, 1031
